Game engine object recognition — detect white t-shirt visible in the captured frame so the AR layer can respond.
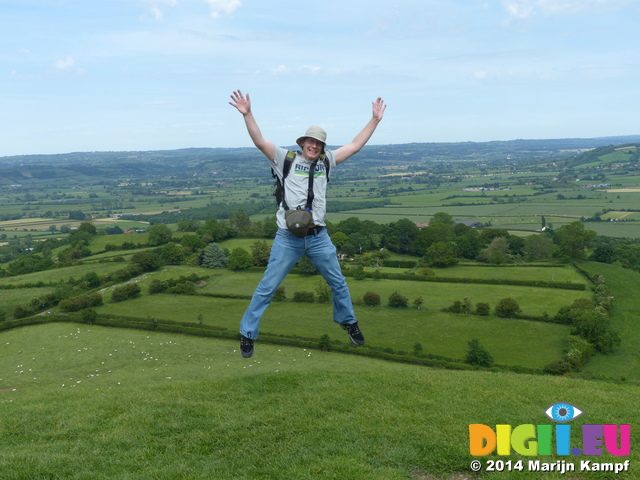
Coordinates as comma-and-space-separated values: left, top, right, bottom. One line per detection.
270, 146, 336, 229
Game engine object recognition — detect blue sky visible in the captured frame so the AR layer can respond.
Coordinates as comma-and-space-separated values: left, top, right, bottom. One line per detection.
1, 0, 639, 156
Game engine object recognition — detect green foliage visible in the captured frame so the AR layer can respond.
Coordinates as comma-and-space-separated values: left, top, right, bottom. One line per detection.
201, 243, 228, 269
59, 293, 103, 312
475, 302, 491, 316
314, 280, 331, 304
495, 297, 521, 318
296, 256, 318, 276
554, 221, 597, 260
318, 334, 331, 351
412, 296, 424, 309
272, 285, 286, 302
362, 291, 381, 307
226, 247, 253, 271
465, 338, 494, 367
147, 223, 173, 246
352, 265, 367, 280
424, 241, 458, 267
130, 251, 163, 271
250, 240, 271, 267
3, 254, 55, 276
292, 291, 314, 303
388, 291, 408, 308
111, 283, 142, 302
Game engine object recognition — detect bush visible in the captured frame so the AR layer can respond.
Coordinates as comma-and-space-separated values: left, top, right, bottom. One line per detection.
543, 359, 574, 375
273, 285, 286, 302
227, 248, 254, 271
111, 283, 141, 302
465, 338, 494, 367
149, 279, 168, 294
315, 280, 331, 304
318, 334, 331, 351
388, 291, 408, 309
59, 293, 103, 312
353, 266, 367, 280
495, 297, 521, 318
293, 291, 315, 303
475, 302, 490, 316
168, 282, 196, 295
413, 296, 424, 309
363, 291, 381, 307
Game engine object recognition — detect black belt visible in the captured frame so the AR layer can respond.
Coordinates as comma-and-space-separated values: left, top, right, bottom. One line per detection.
306, 225, 325, 236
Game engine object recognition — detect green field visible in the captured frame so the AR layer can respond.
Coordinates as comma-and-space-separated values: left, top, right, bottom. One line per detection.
1, 323, 638, 480
2, 142, 640, 478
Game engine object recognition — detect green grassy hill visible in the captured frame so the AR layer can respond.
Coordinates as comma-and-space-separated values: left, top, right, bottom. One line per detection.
1, 323, 637, 480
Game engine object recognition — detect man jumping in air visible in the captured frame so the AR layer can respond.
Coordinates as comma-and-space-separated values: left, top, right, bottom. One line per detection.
229, 90, 386, 358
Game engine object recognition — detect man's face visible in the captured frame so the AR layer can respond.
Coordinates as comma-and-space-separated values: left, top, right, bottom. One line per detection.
301, 137, 324, 161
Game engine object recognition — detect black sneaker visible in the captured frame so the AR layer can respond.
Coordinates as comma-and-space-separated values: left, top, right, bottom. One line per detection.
240, 335, 254, 358
341, 322, 365, 346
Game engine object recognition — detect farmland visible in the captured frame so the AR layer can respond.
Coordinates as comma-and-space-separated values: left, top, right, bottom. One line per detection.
2, 138, 640, 479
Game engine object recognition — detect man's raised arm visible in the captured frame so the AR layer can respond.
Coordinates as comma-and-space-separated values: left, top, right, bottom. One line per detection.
229, 90, 276, 161
334, 97, 386, 165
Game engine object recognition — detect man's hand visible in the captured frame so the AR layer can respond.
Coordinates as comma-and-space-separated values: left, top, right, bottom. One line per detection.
229, 90, 251, 116
372, 97, 386, 122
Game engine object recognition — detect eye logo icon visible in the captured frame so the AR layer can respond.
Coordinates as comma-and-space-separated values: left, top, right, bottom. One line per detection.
545, 403, 583, 422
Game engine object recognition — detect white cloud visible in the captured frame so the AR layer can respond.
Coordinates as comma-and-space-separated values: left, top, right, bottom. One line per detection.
502, 0, 636, 18
271, 65, 289, 75
55, 56, 75, 71
299, 65, 321, 74
203, 0, 242, 18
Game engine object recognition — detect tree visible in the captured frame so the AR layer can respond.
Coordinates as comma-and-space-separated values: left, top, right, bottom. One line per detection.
430, 212, 454, 225
130, 251, 163, 271
250, 240, 271, 267
229, 209, 251, 233
296, 256, 318, 275
524, 234, 554, 261
495, 297, 521, 318
465, 338, 494, 367
590, 245, 615, 264
201, 243, 228, 269
148, 223, 173, 246
227, 247, 253, 271
197, 218, 229, 242
554, 221, 596, 260
160, 242, 186, 265
330, 231, 349, 250
413, 296, 424, 309
180, 234, 205, 253
478, 237, 510, 264
424, 241, 458, 267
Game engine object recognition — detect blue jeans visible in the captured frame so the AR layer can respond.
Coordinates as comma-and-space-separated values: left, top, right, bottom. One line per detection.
239, 228, 357, 339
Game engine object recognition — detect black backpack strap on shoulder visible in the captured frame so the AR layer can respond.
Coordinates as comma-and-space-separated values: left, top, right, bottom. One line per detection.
273, 150, 297, 209
283, 150, 296, 178
305, 159, 320, 211
320, 154, 330, 183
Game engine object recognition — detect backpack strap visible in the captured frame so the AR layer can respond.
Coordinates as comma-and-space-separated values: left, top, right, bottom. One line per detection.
272, 150, 296, 208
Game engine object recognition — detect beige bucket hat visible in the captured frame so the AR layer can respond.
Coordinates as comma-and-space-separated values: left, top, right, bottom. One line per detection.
296, 125, 327, 150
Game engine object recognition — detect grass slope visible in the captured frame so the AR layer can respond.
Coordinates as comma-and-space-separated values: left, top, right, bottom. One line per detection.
1, 324, 638, 480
